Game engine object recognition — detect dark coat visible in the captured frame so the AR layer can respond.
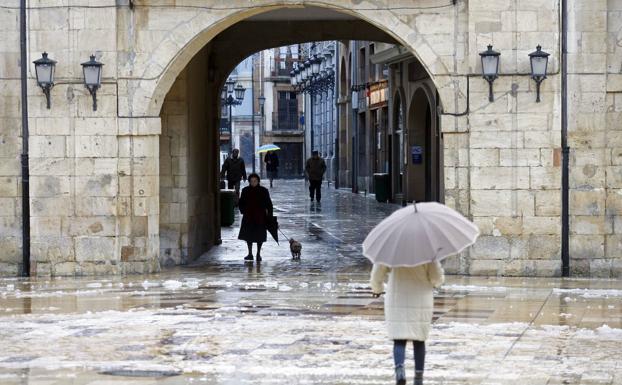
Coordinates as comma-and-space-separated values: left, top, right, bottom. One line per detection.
264, 152, 279, 172
221, 157, 246, 183
305, 156, 327, 181
238, 185, 273, 243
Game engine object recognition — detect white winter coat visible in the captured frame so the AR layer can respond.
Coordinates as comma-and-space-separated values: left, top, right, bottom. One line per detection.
370, 262, 444, 341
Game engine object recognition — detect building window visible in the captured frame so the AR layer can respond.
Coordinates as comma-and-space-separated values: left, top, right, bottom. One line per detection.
359, 47, 366, 84
276, 91, 298, 131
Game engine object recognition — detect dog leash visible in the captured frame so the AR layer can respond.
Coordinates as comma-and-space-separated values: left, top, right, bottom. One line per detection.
278, 228, 291, 242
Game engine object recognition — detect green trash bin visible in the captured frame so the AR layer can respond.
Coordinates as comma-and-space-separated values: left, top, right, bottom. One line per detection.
374, 173, 390, 203
220, 189, 236, 227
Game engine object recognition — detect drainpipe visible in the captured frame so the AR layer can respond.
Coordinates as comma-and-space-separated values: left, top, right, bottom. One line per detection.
19, 0, 31, 277
561, 0, 570, 277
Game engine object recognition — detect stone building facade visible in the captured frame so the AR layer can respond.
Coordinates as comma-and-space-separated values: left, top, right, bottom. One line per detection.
0, 0, 620, 277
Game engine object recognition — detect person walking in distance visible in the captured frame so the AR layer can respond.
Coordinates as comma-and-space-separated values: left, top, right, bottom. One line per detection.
264, 150, 279, 188
220, 148, 247, 204
305, 150, 326, 203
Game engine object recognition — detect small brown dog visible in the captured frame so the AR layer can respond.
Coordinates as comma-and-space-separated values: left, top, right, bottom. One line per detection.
289, 238, 302, 260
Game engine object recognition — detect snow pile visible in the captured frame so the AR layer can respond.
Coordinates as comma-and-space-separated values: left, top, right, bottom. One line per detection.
552, 288, 622, 298
440, 284, 508, 293
141, 280, 160, 289
162, 280, 183, 290
575, 324, 622, 340
0, 307, 621, 382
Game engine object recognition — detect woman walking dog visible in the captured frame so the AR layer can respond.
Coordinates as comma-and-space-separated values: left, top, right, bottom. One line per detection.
238, 173, 273, 263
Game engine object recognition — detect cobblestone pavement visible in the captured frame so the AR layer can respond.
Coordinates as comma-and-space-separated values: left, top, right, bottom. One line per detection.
1, 180, 622, 384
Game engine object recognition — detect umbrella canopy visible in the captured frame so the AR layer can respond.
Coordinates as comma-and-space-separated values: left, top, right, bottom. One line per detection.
257, 144, 281, 153
363, 202, 479, 267
266, 215, 279, 245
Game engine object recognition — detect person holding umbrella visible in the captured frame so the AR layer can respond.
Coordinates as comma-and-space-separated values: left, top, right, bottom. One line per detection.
238, 173, 273, 263
264, 150, 279, 188
365, 202, 479, 385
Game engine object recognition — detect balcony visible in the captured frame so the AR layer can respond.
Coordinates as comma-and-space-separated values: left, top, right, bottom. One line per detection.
268, 57, 297, 81
271, 111, 301, 133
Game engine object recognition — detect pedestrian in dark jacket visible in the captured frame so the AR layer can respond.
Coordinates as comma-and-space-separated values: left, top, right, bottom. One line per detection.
264, 151, 279, 188
305, 150, 327, 203
221, 149, 247, 203
238, 173, 273, 263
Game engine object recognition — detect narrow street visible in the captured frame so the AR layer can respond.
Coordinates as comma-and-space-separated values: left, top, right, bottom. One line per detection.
0, 181, 621, 384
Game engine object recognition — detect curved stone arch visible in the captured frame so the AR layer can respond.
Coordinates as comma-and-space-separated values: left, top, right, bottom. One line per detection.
134, 2, 452, 117
406, 83, 442, 202
407, 82, 436, 120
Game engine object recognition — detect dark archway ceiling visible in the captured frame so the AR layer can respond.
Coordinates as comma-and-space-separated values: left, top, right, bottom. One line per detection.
207, 7, 399, 84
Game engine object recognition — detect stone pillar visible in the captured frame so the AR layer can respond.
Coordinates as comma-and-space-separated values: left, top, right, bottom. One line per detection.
567, 0, 618, 277
0, 1, 22, 275
118, 117, 161, 274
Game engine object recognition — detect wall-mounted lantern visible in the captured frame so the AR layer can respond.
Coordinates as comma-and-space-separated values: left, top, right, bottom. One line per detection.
300, 62, 308, 83
295, 65, 302, 85
258, 95, 265, 109
225, 77, 235, 94
33, 52, 57, 109
304, 59, 311, 80
311, 54, 321, 77
479, 44, 500, 102
81, 55, 103, 111
234, 84, 246, 101
529, 45, 550, 103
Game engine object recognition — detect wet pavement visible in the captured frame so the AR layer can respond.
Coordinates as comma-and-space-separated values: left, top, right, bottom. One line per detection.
1, 180, 622, 384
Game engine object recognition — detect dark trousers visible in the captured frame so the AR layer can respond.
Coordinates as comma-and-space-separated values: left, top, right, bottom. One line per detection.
309, 180, 322, 201
394, 340, 425, 371
228, 180, 241, 204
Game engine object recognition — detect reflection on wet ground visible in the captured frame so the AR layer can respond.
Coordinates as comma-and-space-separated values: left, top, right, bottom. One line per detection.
1, 180, 621, 384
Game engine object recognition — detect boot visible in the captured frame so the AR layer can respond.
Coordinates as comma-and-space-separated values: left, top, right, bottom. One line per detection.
414, 370, 423, 385
395, 365, 406, 385
244, 255, 254, 262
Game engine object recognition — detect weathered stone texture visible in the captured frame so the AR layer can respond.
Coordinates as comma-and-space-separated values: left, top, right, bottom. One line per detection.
0, 0, 618, 276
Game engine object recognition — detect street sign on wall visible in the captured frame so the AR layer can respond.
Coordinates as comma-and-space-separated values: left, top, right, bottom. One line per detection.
411, 145, 423, 164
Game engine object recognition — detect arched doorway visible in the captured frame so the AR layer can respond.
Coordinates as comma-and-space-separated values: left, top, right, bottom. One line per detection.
406, 86, 442, 203
153, 6, 447, 265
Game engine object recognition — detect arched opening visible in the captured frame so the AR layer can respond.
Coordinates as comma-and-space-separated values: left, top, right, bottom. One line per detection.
155, 6, 445, 265
407, 86, 441, 203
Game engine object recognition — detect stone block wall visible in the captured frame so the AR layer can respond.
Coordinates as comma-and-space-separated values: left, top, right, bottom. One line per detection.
159, 69, 190, 266
0, 2, 161, 276
158, 46, 219, 266
566, 0, 622, 277
0, 0, 620, 277
443, 0, 563, 276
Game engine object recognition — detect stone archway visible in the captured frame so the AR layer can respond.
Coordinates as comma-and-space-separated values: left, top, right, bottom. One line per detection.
129, 3, 458, 266
118, 3, 454, 119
